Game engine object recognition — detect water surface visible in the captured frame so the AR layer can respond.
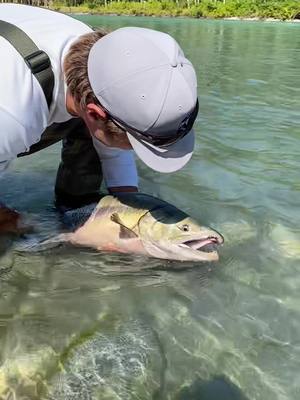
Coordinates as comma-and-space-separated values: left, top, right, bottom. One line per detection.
0, 16, 299, 400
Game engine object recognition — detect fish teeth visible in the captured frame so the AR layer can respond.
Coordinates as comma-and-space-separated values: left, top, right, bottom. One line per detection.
178, 243, 190, 249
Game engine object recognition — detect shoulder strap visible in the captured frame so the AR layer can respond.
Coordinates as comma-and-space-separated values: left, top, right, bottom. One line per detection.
0, 20, 54, 109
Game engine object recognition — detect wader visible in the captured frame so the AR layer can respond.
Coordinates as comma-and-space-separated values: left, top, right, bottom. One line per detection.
0, 20, 102, 209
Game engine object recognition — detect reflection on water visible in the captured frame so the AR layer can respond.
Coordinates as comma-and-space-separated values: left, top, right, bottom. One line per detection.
0, 16, 299, 400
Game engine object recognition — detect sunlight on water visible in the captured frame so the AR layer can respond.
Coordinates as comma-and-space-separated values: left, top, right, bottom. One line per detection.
0, 16, 299, 400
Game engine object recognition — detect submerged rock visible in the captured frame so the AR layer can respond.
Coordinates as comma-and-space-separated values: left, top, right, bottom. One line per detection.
47, 319, 164, 400
0, 346, 58, 400
214, 220, 256, 245
269, 224, 300, 259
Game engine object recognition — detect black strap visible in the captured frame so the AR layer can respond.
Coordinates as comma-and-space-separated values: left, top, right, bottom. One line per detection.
0, 20, 54, 109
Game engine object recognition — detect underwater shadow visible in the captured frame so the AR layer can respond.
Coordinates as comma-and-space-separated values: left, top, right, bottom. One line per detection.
176, 375, 249, 400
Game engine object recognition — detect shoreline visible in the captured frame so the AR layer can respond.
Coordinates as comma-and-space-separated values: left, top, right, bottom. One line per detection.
51, 3, 300, 23
68, 12, 300, 23
58, 8, 300, 24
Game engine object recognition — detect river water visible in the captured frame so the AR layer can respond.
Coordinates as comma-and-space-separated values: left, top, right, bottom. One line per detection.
0, 16, 299, 400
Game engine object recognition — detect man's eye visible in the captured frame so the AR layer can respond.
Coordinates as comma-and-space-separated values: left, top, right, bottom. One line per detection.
179, 224, 189, 232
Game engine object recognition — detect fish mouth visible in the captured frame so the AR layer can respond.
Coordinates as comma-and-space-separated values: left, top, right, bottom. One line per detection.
178, 234, 224, 260
181, 236, 222, 251
141, 231, 224, 262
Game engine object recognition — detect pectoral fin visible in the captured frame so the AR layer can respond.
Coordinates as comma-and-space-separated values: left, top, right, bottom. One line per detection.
110, 213, 138, 239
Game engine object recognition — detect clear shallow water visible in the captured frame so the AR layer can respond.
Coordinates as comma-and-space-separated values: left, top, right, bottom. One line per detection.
0, 16, 299, 400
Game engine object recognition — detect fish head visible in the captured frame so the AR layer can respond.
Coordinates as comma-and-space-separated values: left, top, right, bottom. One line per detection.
138, 205, 224, 262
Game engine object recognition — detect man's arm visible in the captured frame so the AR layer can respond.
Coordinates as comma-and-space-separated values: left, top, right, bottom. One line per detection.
92, 137, 138, 193
0, 202, 33, 235
0, 202, 22, 234
0, 165, 31, 235
0, 158, 21, 234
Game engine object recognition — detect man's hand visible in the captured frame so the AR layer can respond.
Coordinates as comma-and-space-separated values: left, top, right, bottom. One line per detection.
0, 204, 30, 235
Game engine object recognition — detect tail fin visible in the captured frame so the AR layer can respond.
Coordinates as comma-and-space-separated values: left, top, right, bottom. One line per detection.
17, 233, 71, 253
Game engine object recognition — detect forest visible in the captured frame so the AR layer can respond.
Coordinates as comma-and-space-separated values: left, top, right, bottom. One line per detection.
0, 0, 299, 20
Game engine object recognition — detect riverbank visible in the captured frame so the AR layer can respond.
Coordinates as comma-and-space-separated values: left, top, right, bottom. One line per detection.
52, 1, 300, 21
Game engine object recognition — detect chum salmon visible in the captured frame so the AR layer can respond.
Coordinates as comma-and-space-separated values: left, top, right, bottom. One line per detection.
38, 193, 224, 262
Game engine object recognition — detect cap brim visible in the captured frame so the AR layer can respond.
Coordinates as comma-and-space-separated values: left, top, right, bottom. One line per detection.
127, 129, 194, 173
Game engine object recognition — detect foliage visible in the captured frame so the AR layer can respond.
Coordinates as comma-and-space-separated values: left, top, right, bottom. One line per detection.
17, 0, 300, 20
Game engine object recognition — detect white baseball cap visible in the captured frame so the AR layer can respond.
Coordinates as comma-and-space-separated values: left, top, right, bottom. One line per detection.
88, 27, 198, 173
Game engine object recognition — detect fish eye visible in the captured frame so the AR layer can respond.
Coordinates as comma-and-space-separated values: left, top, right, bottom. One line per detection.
179, 224, 189, 232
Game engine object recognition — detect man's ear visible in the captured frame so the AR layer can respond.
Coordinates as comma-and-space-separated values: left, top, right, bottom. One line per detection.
85, 103, 107, 121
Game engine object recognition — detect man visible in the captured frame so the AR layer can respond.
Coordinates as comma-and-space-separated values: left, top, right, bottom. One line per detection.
0, 4, 198, 235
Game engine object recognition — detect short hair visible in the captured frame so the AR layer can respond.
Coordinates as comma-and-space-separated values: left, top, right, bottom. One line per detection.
63, 29, 108, 109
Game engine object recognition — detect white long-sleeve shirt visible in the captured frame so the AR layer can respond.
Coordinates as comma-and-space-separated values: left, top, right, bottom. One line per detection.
0, 4, 138, 188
